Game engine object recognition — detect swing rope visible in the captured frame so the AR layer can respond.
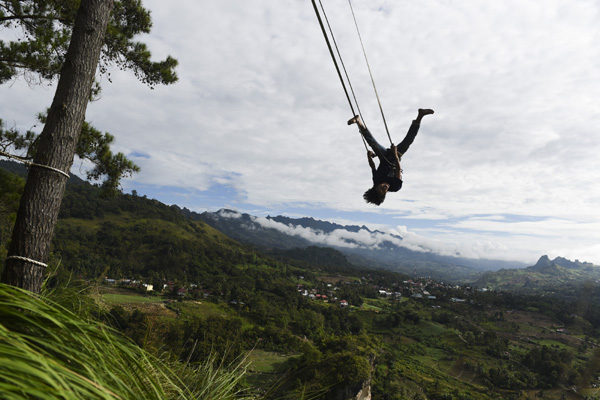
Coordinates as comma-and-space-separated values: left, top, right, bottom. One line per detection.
347, 0, 393, 146
311, 0, 370, 152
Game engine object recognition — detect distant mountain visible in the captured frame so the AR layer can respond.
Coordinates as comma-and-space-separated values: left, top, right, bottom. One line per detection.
269, 215, 371, 234
193, 209, 314, 250
197, 209, 528, 283
528, 255, 595, 272
472, 255, 600, 291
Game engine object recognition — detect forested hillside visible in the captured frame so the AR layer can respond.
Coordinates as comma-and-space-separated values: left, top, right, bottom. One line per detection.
3, 163, 600, 399
197, 209, 528, 283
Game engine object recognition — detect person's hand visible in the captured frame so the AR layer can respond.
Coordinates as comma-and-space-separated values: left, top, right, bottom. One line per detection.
367, 151, 375, 158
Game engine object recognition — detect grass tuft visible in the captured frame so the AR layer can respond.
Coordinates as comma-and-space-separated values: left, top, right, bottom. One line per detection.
0, 283, 254, 400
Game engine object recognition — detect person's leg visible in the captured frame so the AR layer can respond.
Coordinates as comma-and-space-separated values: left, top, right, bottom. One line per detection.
396, 109, 433, 155
348, 115, 387, 158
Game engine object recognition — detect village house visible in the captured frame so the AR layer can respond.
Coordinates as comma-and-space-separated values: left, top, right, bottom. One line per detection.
451, 297, 466, 303
142, 283, 153, 292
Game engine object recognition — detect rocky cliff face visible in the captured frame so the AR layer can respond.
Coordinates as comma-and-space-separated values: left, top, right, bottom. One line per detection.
354, 380, 371, 400
330, 354, 375, 400
332, 379, 371, 400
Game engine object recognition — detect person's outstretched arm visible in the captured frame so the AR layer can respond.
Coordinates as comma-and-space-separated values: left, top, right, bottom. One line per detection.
391, 145, 402, 180
367, 151, 376, 173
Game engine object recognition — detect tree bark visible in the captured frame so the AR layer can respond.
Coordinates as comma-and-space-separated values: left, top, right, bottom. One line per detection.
1, 0, 114, 293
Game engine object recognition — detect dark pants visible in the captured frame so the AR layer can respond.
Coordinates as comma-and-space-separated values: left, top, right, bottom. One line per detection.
359, 120, 421, 161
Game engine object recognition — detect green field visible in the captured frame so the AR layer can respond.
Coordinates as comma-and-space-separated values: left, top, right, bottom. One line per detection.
102, 292, 163, 305
244, 350, 301, 391
168, 300, 231, 321
246, 350, 298, 373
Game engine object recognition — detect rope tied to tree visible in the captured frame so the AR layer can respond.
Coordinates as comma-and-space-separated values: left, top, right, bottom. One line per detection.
1, 150, 62, 270
0, 149, 70, 179
5, 256, 48, 268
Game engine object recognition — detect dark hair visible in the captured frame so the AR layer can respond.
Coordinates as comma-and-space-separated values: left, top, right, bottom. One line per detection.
363, 187, 386, 205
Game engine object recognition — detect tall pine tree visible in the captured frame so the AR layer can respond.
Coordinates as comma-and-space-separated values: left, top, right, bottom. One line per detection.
1, 0, 177, 292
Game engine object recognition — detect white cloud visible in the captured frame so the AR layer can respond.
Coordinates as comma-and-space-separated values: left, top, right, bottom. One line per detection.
217, 209, 242, 220
215, 212, 539, 263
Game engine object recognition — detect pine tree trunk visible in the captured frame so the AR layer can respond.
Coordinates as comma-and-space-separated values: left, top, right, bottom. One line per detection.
1, 0, 114, 293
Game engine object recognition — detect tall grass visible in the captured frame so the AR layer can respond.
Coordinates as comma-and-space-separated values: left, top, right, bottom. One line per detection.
0, 283, 254, 400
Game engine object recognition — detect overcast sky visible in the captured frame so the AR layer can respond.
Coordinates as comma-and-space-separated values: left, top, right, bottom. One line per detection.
2, 0, 600, 265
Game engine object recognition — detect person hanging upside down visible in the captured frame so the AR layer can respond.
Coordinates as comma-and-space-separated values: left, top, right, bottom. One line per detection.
348, 108, 434, 205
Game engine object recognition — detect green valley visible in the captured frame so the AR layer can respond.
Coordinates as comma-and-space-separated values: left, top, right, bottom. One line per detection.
2, 163, 600, 399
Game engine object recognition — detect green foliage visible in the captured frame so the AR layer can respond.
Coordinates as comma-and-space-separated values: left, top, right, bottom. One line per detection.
0, 0, 76, 83
1, 113, 140, 196
179, 315, 246, 366
69, 119, 141, 195
521, 346, 577, 387
5, 164, 600, 399
50, 181, 262, 281
0, 118, 37, 157
1, 0, 178, 192
267, 246, 356, 273
0, 166, 25, 273
0, 0, 178, 86
275, 335, 373, 400
0, 283, 253, 400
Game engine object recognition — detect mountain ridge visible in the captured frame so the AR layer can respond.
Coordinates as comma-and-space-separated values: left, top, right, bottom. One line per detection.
472, 255, 600, 290
197, 208, 529, 283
